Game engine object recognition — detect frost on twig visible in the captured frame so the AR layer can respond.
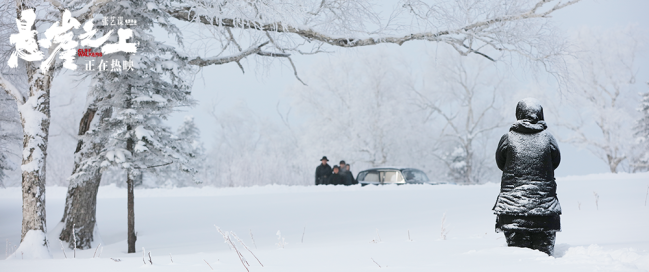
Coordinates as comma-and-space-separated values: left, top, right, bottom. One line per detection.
231, 232, 263, 267
59, 240, 67, 258
441, 213, 450, 240
72, 224, 77, 258
215, 226, 250, 272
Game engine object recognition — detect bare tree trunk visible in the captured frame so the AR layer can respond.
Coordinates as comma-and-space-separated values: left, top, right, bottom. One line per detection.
59, 106, 112, 249
607, 154, 625, 174
59, 173, 101, 248
18, 23, 52, 252
465, 144, 473, 184
126, 124, 136, 253
125, 84, 136, 253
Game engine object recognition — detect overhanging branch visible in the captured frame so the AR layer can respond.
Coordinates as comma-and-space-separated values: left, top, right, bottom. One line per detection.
0, 72, 26, 105
168, 0, 581, 50
188, 41, 269, 67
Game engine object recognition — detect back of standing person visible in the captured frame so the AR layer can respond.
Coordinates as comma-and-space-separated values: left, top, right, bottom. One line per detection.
493, 98, 561, 256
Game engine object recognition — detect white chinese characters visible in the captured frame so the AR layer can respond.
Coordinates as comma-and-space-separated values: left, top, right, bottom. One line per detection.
8, 9, 138, 72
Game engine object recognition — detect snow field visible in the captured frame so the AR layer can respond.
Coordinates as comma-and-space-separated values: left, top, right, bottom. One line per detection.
1, 172, 648, 271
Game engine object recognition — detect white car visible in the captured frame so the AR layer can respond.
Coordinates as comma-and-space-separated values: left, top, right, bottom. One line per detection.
356, 167, 436, 186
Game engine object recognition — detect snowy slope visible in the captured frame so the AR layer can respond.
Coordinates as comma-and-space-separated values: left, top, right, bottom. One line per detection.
1, 172, 648, 271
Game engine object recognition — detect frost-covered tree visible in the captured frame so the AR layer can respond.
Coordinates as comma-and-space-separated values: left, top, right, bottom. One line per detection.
150, 115, 204, 187
414, 50, 508, 184
559, 27, 642, 173
634, 85, 649, 172
201, 102, 308, 187
58, 0, 196, 253
288, 49, 438, 174
0, 92, 20, 188
169, 0, 580, 75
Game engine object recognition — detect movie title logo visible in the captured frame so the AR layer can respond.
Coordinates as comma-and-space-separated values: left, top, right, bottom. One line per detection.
8, 9, 138, 73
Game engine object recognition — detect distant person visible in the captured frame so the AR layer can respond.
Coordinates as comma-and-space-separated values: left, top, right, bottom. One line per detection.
338, 160, 347, 175
344, 164, 355, 185
315, 156, 332, 185
326, 165, 344, 185
493, 98, 561, 256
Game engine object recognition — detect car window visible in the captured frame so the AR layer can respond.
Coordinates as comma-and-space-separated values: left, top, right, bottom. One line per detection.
380, 171, 403, 183
360, 171, 379, 182
402, 169, 430, 182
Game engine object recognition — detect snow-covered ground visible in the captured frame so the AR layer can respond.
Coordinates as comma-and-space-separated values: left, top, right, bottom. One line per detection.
1, 172, 649, 271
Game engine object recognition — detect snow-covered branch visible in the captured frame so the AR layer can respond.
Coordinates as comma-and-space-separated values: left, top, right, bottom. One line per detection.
188, 42, 270, 67
169, 0, 579, 58
71, 0, 112, 23
0, 73, 25, 105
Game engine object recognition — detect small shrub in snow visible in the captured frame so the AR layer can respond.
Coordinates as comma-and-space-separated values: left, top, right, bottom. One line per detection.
276, 231, 287, 249
593, 192, 600, 210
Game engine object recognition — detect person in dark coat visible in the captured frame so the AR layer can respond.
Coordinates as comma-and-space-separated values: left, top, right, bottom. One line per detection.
315, 156, 332, 185
326, 165, 345, 185
493, 98, 561, 256
343, 164, 355, 185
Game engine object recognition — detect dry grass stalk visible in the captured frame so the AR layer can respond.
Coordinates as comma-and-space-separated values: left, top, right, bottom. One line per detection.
216, 226, 250, 272
204, 259, 213, 270
232, 232, 264, 267
59, 240, 67, 259
93, 243, 101, 258
371, 257, 382, 268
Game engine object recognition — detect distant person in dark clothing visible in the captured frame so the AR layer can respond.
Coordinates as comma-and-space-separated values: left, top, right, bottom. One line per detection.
326, 165, 345, 185
343, 164, 355, 185
338, 160, 348, 176
493, 98, 561, 256
339, 160, 347, 171
315, 156, 332, 185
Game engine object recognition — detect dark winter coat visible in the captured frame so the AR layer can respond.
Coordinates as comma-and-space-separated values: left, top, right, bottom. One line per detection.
343, 171, 355, 185
493, 99, 562, 217
315, 163, 332, 185
326, 173, 345, 185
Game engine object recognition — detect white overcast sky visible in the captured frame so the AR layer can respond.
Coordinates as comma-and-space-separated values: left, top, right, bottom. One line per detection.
165, 0, 649, 177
